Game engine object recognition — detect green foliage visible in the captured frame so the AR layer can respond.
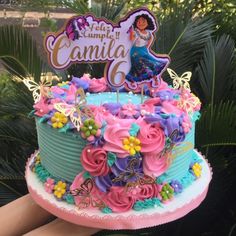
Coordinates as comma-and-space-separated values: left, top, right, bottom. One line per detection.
196, 35, 235, 105
196, 101, 236, 148
0, 25, 46, 81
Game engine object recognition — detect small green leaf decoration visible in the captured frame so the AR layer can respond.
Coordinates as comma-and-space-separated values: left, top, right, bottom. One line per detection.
58, 124, 70, 133
28, 110, 35, 118
107, 152, 116, 167
129, 123, 140, 137
83, 172, 91, 179
38, 116, 48, 123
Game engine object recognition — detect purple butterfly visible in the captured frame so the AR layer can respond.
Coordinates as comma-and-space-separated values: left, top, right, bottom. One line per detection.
65, 17, 89, 41
65, 19, 80, 41
76, 16, 89, 30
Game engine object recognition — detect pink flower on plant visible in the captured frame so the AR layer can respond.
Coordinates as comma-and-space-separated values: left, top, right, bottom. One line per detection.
33, 97, 50, 117
44, 178, 55, 193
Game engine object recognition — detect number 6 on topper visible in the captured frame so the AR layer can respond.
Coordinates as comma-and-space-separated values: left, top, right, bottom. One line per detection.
44, 8, 170, 91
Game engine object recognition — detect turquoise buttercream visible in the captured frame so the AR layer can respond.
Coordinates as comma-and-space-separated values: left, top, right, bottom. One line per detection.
28, 110, 35, 118
86, 92, 147, 106
65, 194, 75, 204
193, 111, 201, 121
107, 152, 116, 167
133, 198, 162, 211
39, 116, 48, 123
156, 174, 167, 184
58, 124, 71, 133
35, 164, 50, 182
159, 119, 196, 183
180, 171, 195, 188
36, 119, 87, 182
101, 207, 113, 214
129, 123, 140, 136
83, 172, 91, 179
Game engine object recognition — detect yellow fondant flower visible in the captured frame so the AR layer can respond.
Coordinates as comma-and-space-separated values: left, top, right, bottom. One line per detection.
54, 181, 66, 198
192, 163, 202, 178
51, 112, 68, 128
123, 136, 141, 156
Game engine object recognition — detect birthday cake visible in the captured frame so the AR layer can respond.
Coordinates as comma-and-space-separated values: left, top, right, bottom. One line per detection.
22, 8, 212, 228
27, 71, 202, 213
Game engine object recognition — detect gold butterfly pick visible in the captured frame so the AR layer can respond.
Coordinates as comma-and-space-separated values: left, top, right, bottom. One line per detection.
167, 68, 192, 91
22, 73, 61, 103
54, 88, 94, 131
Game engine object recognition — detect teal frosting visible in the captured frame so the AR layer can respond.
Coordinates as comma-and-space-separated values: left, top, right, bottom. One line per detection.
28, 110, 35, 118
58, 124, 71, 133
180, 171, 196, 188
65, 194, 75, 204
86, 92, 147, 106
101, 207, 113, 214
35, 164, 51, 182
107, 152, 117, 167
129, 123, 140, 136
36, 119, 87, 183
83, 171, 91, 179
193, 111, 201, 121
133, 198, 162, 211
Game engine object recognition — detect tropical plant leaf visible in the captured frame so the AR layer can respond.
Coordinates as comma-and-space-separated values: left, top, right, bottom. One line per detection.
0, 25, 46, 81
196, 101, 236, 148
195, 34, 235, 105
154, 17, 216, 79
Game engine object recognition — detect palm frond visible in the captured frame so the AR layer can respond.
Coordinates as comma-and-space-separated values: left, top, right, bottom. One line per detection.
154, 17, 216, 77
196, 101, 236, 148
196, 35, 235, 105
0, 25, 46, 81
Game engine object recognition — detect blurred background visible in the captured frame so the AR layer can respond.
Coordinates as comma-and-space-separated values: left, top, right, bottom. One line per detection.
0, 0, 235, 235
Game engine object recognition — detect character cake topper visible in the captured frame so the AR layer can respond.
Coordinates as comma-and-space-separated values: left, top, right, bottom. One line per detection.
44, 8, 170, 91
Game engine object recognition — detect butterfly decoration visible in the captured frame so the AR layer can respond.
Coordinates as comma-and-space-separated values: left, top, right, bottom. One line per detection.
112, 158, 155, 189
22, 73, 60, 103
65, 17, 89, 41
167, 68, 192, 91
159, 129, 179, 166
178, 92, 201, 114
54, 88, 94, 131
65, 19, 80, 41
70, 178, 105, 210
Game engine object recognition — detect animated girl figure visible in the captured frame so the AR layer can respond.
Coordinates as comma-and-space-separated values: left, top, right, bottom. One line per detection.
126, 14, 169, 84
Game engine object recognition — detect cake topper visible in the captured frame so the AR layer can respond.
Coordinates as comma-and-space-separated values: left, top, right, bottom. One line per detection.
44, 8, 170, 92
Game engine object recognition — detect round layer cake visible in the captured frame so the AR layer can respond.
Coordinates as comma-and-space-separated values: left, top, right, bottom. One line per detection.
31, 75, 202, 213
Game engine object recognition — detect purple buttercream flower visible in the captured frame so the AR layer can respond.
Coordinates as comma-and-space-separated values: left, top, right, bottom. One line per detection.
157, 90, 175, 101
170, 180, 183, 194
162, 115, 185, 143
144, 113, 165, 124
89, 135, 105, 147
103, 103, 121, 116
94, 174, 113, 193
111, 155, 143, 183
71, 76, 89, 90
